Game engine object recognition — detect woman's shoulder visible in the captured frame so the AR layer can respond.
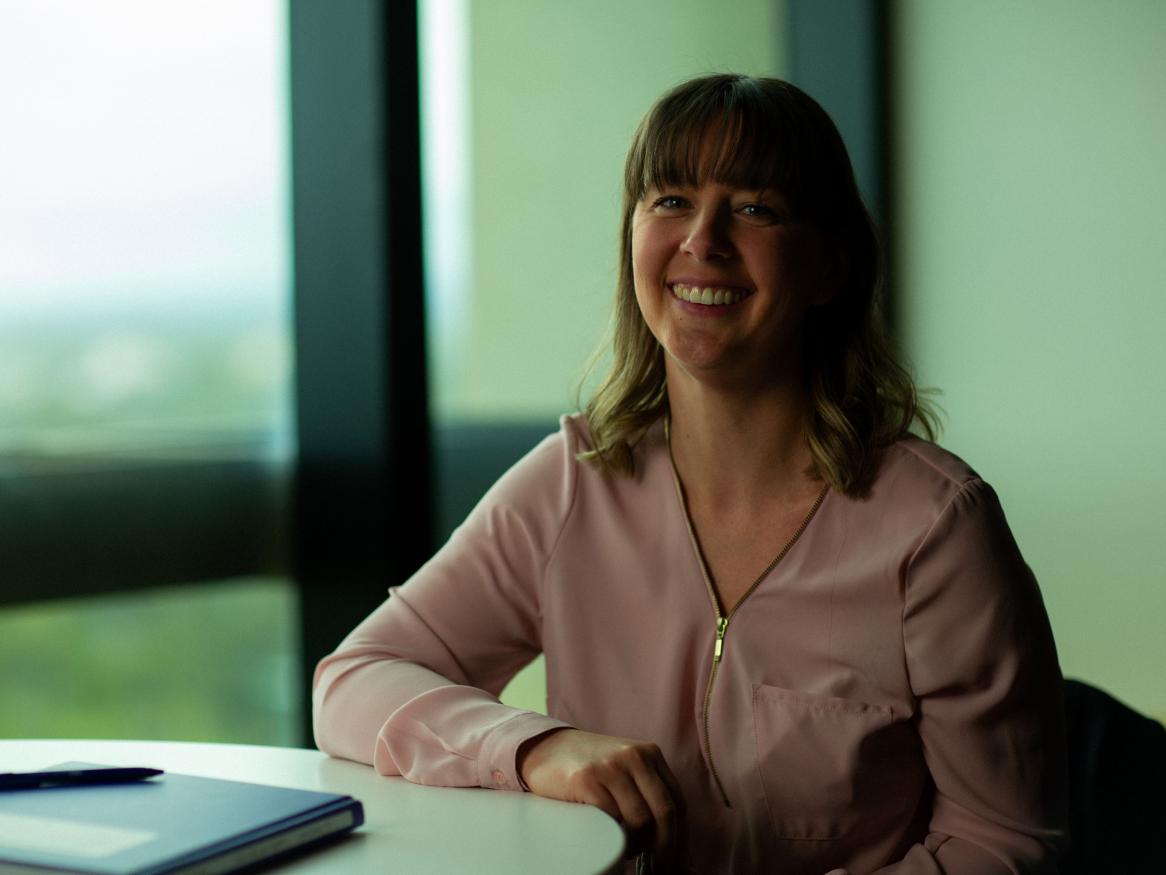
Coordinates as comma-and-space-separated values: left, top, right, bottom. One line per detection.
481, 415, 575, 492
880, 434, 982, 490
856, 435, 998, 528
558, 412, 596, 454
840, 438, 1027, 585
490, 413, 597, 475
480, 412, 651, 504
461, 414, 666, 557
558, 412, 669, 473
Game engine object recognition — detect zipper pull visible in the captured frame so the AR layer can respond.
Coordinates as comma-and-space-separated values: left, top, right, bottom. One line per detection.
713, 616, 729, 663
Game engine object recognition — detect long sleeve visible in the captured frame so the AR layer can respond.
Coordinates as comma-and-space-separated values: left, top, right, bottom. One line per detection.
870, 479, 1068, 874
312, 425, 575, 791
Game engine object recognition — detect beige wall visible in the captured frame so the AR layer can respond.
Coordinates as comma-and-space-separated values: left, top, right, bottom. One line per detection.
894, 1, 1166, 717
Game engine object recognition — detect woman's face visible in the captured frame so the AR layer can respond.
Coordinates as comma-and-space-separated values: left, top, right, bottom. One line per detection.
630, 180, 836, 390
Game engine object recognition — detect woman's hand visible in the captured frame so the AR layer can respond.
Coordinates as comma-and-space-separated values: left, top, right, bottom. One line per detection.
517, 728, 687, 865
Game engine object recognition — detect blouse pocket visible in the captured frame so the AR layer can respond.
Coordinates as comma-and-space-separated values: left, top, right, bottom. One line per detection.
752, 683, 915, 841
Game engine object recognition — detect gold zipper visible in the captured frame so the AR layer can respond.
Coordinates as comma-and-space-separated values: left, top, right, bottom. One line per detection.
666, 417, 828, 808
713, 615, 728, 662
701, 615, 731, 805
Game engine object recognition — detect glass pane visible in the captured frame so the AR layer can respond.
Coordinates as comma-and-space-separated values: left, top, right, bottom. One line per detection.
0, 0, 292, 457
0, 578, 303, 745
0, 2, 298, 745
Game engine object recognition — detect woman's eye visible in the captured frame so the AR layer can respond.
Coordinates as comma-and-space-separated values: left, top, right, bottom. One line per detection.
652, 194, 688, 210
739, 203, 779, 222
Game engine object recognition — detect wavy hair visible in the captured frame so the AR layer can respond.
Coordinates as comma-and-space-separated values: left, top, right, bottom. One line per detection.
579, 74, 937, 495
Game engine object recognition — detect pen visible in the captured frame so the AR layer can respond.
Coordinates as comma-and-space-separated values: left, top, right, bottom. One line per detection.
0, 767, 164, 790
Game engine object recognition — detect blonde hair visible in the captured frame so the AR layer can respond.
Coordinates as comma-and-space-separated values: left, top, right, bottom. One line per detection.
580, 74, 937, 496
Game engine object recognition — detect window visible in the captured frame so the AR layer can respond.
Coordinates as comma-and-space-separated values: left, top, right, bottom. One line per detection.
0, 0, 291, 456
0, 0, 297, 743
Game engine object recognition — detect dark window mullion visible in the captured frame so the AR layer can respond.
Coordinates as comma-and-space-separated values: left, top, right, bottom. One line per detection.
289, 0, 434, 742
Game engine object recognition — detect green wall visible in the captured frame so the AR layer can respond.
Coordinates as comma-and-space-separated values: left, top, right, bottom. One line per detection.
895, 1, 1166, 718
445, 0, 784, 422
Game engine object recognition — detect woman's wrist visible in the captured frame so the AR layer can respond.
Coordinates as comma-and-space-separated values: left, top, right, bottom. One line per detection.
516, 726, 573, 790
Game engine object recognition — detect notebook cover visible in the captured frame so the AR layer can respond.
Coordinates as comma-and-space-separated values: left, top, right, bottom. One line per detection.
0, 762, 364, 874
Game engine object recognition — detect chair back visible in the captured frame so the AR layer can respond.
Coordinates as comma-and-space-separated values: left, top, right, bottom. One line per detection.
1062, 679, 1166, 873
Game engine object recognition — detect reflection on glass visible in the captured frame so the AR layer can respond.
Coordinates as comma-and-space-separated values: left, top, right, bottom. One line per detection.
420, 0, 472, 422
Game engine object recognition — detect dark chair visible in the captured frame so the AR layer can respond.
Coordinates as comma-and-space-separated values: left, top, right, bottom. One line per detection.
1061, 678, 1166, 874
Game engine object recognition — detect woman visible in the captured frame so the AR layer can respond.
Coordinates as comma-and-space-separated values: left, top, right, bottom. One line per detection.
313, 74, 1067, 874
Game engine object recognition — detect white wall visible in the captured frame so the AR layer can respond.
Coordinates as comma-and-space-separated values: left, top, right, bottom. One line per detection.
895, 1, 1166, 718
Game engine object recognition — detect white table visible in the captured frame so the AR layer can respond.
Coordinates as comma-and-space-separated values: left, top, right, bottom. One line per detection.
0, 740, 624, 874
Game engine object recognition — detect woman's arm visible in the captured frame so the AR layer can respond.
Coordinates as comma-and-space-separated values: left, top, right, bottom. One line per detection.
313, 417, 687, 861
871, 479, 1068, 874
312, 426, 575, 790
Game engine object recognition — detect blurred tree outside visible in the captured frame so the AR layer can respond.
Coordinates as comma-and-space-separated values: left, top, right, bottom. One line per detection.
0, 578, 302, 745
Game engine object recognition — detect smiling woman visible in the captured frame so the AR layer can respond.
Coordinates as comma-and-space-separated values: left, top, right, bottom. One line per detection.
313, 74, 1067, 874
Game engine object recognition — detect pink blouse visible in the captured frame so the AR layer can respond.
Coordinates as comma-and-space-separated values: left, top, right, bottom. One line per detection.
313, 415, 1067, 874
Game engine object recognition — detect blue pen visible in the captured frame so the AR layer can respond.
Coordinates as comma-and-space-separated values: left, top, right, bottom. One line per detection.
0, 767, 163, 790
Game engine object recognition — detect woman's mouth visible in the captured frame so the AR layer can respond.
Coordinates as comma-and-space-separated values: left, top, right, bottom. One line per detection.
669, 283, 753, 306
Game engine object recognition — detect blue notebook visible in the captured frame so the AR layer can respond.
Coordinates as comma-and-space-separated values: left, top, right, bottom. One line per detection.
0, 762, 363, 874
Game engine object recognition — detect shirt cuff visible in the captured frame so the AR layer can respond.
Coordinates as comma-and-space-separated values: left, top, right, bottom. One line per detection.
477, 709, 572, 792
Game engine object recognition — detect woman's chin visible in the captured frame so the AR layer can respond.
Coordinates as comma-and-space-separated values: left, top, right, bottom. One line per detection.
664, 341, 730, 373
664, 346, 753, 386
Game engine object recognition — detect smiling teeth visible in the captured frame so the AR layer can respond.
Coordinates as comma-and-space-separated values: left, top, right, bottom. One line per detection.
670, 283, 749, 306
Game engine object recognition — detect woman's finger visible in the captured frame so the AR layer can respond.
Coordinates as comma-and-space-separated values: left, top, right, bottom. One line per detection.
516, 728, 688, 861
579, 781, 622, 826
589, 764, 659, 859
604, 743, 685, 868
652, 753, 687, 821
630, 756, 682, 858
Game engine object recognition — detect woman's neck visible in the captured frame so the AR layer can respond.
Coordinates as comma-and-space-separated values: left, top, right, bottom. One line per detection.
665, 368, 818, 510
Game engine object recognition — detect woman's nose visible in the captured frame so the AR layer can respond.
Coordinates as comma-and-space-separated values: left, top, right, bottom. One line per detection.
681, 210, 732, 261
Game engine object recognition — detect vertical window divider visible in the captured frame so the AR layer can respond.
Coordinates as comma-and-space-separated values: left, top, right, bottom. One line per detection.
289, 0, 434, 743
